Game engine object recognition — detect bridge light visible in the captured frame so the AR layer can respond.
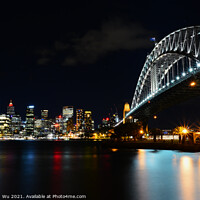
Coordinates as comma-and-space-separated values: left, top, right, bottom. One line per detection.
190, 81, 196, 87
166, 83, 170, 86
182, 72, 186, 77
189, 68, 193, 72
176, 76, 180, 80
197, 62, 200, 68
171, 80, 175, 83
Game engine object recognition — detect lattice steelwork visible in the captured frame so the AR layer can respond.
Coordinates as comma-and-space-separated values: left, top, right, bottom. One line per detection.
116, 26, 200, 126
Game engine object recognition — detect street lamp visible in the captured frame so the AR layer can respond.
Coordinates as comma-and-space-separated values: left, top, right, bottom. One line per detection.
182, 128, 188, 134
139, 130, 143, 134
190, 81, 196, 87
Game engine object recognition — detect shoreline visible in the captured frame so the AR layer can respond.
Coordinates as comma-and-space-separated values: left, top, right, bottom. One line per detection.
1, 139, 200, 152
102, 141, 200, 152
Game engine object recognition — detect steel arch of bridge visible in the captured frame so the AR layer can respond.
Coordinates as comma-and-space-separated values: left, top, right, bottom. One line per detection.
117, 26, 200, 126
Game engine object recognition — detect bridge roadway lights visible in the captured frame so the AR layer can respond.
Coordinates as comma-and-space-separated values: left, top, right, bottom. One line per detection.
129, 73, 200, 121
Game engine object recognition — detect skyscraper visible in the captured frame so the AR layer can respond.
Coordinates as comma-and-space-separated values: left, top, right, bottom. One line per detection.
7, 100, 15, 116
76, 109, 83, 132
0, 114, 10, 134
26, 105, 35, 135
11, 115, 21, 134
62, 106, 73, 133
62, 106, 73, 121
84, 111, 93, 133
41, 110, 48, 119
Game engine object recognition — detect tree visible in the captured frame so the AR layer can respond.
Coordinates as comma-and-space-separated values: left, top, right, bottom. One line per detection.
173, 126, 193, 144
150, 128, 162, 142
114, 122, 143, 141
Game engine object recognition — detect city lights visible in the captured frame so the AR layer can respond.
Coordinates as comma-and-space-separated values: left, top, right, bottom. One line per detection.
182, 128, 188, 134
190, 81, 196, 87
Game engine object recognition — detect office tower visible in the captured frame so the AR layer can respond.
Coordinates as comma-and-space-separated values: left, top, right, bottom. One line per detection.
26, 105, 35, 135
67, 117, 74, 132
34, 119, 42, 135
0, 114, 10, 134
7, 100, 15, 116
76, 109, 83, 132
55, 115, 63, 133
41, 110, 48, 119
11, 114, 21, 134
92, 120, 94, 131
62, 106, 73, 133
62, 106, 73, 121
84, 111, 93, 132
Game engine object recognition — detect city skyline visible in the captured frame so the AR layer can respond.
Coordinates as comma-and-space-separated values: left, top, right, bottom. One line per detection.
0, 2, 200, 200
1, 1, 200, 129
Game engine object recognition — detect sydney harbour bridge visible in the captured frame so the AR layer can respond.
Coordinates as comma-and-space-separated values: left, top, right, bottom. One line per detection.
116, 26, 200, 126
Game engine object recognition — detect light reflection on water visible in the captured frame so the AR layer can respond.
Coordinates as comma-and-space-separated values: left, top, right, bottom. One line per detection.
0, 142, 199, 200
179, 156, 195, 200
135, 149, 200, 200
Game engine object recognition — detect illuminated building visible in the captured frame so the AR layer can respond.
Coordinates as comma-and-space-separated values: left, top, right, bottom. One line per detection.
10, 114, 21, 134
55, 115, 63, 133
35, 119, 42, 128
110, 113, 119, 127
84, 111, 93, 132
123, 102, 130, 124
100, 113, 119, 129
7, 100, 15, 116
76, 109, 84, 132
41, 110, 48, 119
63, 106, 73, 121
62, 106, 73, 133
25, 105, 35, 135
67, 117, 74, 132
6, 100, 21, 134
34, 119, 42, 135
56, 115, 63, 123
0, 114, 10, 134
101, 118, 110, 128
92, 120, 94, 131
42, 119, 52, 135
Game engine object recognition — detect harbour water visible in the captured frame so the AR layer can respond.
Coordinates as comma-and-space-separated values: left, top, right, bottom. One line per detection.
0, 141, 199, 200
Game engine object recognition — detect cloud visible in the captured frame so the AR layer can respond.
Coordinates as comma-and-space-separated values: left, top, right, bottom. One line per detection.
54, 41, 70, 51
37, 57, 50, 65
62, 19, 152, 65
36, 18, 153, 66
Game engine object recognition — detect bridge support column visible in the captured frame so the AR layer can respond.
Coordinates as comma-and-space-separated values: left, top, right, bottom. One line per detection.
151, 65, 158, 93
141, 119, 149, 135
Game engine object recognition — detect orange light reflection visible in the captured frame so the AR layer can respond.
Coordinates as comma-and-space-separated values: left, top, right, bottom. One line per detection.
179, 156, 195, 200
138, 149, 146, 170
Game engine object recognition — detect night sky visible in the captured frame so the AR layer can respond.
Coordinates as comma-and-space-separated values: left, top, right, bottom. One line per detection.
1, 1, 200, 128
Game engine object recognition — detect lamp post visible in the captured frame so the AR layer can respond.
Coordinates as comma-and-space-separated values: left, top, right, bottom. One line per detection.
182, 128, 188, 144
